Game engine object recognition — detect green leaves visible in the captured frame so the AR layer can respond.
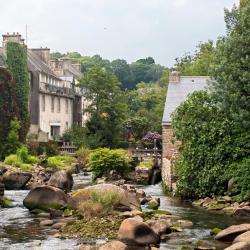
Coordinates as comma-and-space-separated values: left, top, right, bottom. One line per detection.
87, 148, 130, 179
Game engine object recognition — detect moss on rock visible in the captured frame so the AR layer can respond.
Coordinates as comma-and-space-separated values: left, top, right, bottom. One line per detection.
62, 216, 123, 240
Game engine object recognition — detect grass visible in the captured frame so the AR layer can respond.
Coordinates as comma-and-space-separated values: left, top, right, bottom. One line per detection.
47, 155, 76, 170
4, 154, 35, 171
73, 189, 122, 219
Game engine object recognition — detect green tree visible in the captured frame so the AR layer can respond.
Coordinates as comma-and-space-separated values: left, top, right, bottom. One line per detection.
172, 91, 233, 198
111, 59, 134, 89
210, 1, 250, 155
80, 66, 127, 148
6, 42, 30, 142
175, 40, 215, 76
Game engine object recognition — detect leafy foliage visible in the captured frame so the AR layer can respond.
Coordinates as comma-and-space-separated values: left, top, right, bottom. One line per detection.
227, 158, 250, 201
175, 41, 215, 76
87, 148, 131, 179
2, 119, 21, 158
4, 145, 39, 171
47, 155, 76, 170
80, 66, 127, 148
0, 67, 19, 160
6, 42, 30, 142
172, 91, 233, 197
76, 147, 90, 167
63, 126, 88, 148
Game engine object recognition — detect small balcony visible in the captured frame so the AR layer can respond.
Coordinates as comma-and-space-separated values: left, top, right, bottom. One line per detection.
39, 82, 74, 97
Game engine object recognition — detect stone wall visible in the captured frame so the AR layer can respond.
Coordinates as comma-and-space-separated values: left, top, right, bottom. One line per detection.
161, 125, 181, 191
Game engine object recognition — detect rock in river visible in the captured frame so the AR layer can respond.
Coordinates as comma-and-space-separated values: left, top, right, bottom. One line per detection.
23, 185, 68, 211
215, 224, 250, 241
118, 218, 160, 246
47, 170, 73, 192
3, 172, 32, 189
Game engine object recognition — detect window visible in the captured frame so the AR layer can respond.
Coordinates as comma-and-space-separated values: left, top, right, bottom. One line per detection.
57, 97, 60, 113
66, 99, 69, 114
51, 96, 54, 112
65, 121, 69, 130
42, 94, 45, 112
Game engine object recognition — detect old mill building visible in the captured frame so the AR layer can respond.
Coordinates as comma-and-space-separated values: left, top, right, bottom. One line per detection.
162, 71, 209, 191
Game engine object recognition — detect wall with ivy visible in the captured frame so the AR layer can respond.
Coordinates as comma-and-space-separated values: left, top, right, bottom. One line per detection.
6, 42, 30, 142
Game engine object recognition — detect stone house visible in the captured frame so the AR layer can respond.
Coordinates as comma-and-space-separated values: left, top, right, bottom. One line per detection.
0, 32, 86, 142
162, 71, 209, 191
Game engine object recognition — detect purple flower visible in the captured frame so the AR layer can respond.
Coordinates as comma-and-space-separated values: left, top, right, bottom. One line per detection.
143, 132, 161, 141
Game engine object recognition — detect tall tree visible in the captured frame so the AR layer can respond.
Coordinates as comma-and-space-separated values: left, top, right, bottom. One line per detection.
210, 1, 250, 158
80, 66, 127, 148
175, 40, 215, 76
6, 42, 30, 142
111, 59, 134, 89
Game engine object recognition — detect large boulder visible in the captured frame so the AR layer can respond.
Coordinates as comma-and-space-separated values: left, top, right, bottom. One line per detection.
73, 184, 140, 210
215, 224, 250, 241
225, 242, 250, 250
3, 172, 32, 189
233, 231, 250, 244
47, 170, 73, 192
23, 185, 68, 211
146, 219, 171, 235
118, 218, 160, 246
233, 207, 250, 218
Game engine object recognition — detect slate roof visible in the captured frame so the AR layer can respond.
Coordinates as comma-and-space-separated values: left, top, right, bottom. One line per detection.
162, 76, 209, 125
0, 47, 60, 79
27, 50, 60, 79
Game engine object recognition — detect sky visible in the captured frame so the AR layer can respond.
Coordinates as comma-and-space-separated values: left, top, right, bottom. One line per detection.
0, 0, 238, 67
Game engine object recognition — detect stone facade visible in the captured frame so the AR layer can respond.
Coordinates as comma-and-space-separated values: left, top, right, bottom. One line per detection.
161, 125, 180, 191
162, 72, 209, 191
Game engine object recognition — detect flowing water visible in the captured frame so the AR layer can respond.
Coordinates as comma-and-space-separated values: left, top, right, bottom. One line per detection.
0, 174, 248, 250
144, 183, 249, 250
0, 172, 92, 250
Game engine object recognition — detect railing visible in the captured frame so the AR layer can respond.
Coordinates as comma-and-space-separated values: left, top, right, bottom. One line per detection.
39, 82, 74, 97
60, 142, 77, 155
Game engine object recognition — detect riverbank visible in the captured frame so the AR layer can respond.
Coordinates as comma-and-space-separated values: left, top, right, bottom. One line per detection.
1, 172, 250, 250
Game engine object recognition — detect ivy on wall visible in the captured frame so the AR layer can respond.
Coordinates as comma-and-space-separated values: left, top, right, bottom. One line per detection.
6, 42, 30, 142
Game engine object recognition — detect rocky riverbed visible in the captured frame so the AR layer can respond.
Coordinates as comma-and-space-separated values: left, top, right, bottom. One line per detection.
0, 168, 250, 250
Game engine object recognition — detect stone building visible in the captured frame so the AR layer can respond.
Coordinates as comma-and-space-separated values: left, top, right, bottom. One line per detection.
0, 32, 85, 142
162, 71, 209, 191
49, 58, 90, 127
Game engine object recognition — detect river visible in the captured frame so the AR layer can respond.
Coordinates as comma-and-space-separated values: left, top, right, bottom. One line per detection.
0, 174, 247, 250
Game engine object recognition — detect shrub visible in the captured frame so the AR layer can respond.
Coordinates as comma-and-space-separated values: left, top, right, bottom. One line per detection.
87, 148, 131, 179
76, 147, 90, 167
227, 158, 250, 201
4, 145, 38, 171
138, 159, 153, 169
4, 154, 18, 165
47, 155, 76, 170
63, 126, 88, 148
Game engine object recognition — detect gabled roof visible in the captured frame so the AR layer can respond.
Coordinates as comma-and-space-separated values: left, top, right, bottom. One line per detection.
162, 76, 209, 125
65, 64, 82, 79
27, 50, 59, 79
0, 47, 60, 79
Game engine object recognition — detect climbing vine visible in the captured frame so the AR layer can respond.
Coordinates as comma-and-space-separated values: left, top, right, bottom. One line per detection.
6, 42, 30, 142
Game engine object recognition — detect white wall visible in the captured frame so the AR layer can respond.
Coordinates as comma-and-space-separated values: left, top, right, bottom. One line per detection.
39, 93, 73, 139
